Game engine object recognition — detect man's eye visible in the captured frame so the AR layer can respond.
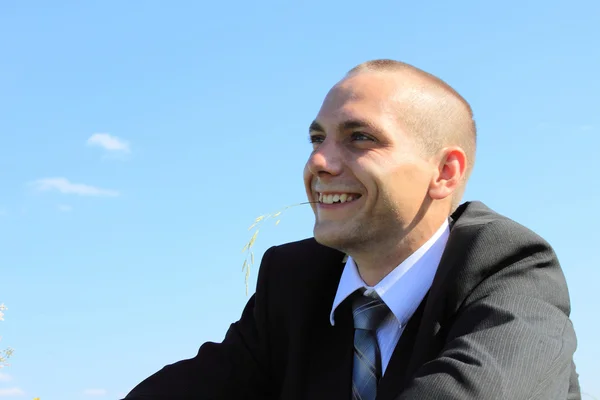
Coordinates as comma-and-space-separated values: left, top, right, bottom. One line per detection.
351, 132, 373, 141
309, 135, 325, 144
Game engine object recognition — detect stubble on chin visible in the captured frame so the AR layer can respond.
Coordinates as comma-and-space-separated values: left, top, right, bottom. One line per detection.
313, 219, 366, 254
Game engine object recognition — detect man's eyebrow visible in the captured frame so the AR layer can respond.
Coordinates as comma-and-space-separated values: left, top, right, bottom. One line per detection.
309, 120, 325, 133
339, 119, 375, 131
309, 119, 377, 133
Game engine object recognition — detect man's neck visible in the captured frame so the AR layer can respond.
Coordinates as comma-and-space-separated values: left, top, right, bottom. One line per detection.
350, 217, 448, 286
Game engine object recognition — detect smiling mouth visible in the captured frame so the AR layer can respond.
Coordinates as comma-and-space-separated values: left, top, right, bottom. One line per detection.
317, 192, 362, 205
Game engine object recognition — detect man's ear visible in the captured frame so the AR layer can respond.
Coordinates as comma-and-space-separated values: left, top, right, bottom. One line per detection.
428, 147, 467, 201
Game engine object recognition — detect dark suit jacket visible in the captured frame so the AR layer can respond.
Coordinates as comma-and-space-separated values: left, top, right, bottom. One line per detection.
124, 201, 580, 399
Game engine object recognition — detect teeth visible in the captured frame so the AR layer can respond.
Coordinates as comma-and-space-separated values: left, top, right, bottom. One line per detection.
318, 193, 358, 204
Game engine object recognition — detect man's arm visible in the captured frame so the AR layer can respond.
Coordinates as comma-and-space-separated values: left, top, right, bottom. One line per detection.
397, 221, 579, 400
122, 247, 277, 400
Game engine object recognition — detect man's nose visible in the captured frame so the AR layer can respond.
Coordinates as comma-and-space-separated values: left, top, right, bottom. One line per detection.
306, 139, 343, 178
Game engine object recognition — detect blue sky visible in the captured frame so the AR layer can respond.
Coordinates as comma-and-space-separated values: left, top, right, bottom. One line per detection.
1, 1, 598, 399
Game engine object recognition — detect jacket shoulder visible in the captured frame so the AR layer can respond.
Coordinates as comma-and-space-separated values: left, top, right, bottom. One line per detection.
262, 237, 345, 278
452, 201, 553, 247
445, 201, 569, 312
254, 238, 345, 312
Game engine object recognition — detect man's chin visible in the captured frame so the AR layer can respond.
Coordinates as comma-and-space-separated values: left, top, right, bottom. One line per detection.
313, 225, 350, 251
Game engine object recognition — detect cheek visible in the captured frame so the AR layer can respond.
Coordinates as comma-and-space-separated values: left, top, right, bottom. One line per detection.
377, 163, 430, 202
303, 164, 312, 188
349, 158, 374, 191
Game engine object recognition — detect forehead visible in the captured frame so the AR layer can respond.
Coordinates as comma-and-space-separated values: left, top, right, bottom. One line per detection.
316, 72, 407, 125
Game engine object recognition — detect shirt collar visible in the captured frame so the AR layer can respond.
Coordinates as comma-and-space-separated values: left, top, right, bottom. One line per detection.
329, 219, 450, 326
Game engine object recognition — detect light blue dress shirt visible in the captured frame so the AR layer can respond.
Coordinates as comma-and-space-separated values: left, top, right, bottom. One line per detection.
329, 219, 450, 374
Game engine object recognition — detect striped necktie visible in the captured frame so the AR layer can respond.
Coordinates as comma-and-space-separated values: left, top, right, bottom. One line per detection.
351, 292, 390, 400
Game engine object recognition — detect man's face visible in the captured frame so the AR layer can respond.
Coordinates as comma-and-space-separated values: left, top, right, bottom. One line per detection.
303, 72, 436, 252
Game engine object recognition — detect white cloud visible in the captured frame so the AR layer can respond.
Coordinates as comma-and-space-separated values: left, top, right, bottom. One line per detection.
87, 133, 130, 153
0, 387, 24, 396
83, 388, 107, 396
31, 178, 119, 197
58, 204, 73, 212
0, 372, 12, 382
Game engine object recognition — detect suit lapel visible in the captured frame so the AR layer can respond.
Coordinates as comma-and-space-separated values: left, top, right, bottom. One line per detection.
376, 206, 477, 399
376, 298, 427, 400
300, 244, 354, 400
402, 203, 482, 380
304, 300, 355, 400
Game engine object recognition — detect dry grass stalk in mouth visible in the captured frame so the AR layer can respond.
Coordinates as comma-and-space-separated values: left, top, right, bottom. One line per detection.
241, 202, 314, 295
240, 201, 351, 294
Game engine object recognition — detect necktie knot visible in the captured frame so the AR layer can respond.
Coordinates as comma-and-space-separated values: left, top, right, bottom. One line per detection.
352, 292, 390, 331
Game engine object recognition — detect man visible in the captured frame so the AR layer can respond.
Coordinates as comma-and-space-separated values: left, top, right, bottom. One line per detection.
124, 60, 580, 399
